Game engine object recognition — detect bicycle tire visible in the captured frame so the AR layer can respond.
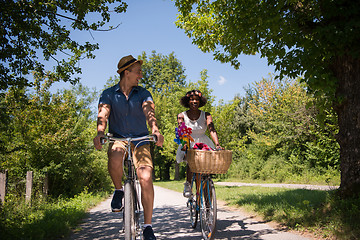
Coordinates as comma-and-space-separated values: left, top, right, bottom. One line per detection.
124, 180, 136, 240
134, 180, 142, 238
188, 175, 198, 228
200, 177, 217, 240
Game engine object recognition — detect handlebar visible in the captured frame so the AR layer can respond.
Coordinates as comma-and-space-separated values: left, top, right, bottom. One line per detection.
100, 133, 158, 145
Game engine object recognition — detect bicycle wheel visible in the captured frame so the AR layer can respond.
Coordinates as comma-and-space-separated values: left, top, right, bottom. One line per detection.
124, 180, 136, 240
187, 176, 198, 228
200, 177, 217, 240
133, 179, 142, 238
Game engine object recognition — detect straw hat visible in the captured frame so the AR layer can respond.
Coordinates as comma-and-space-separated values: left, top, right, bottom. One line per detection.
117, 55, 143, 74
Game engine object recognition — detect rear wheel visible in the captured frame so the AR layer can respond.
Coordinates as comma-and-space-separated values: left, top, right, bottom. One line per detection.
124, 180, 136, 240
200, 177, 217, 240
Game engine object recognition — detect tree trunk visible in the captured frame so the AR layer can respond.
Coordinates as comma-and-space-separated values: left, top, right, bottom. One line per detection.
163, 162, 171, 181
174, 162, 180, 180
333, 55, 360, 198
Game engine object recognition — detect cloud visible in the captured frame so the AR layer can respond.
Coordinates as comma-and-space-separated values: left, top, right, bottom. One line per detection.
218, 76, 227, 85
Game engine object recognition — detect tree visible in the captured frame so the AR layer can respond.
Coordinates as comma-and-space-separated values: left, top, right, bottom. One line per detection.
1, 80, 111, 197
175, 0, 360, 198
140, 51, 187, 92
0, 0, 128, 91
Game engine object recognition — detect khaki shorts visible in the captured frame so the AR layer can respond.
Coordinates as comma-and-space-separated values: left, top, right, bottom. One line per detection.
108, 141, 153, 169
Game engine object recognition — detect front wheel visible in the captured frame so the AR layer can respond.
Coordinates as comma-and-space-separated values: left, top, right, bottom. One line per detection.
200, 178, 217, 240
124, 180, 136, 240
188, 175, 198, 228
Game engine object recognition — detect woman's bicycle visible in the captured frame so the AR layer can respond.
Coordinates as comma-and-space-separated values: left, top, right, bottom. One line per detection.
101, 133, 157, 240
185, 149, 232, 240
187, 172, 217, 240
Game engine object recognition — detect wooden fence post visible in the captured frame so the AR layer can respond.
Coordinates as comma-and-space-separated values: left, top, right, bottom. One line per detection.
26, 171, 33, 203
43, 172, 48, 198
0, 170, 8, 203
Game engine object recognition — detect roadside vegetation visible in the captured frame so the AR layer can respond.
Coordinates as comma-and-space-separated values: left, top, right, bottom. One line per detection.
155, 180, 360, 240
0, 190, 109, 239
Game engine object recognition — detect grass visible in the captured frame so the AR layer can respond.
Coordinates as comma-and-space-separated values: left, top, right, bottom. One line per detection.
0, 190, 109, 240
154, 180, 360, 240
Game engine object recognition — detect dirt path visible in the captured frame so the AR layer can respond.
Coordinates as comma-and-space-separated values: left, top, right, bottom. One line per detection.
68, 185, 314, 239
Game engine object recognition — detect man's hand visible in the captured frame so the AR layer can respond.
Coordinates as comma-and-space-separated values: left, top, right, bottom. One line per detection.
153, 131, 164, 147
93, 133, 105, 150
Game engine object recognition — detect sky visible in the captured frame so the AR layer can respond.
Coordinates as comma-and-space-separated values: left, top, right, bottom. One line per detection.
52, 0, 276, 104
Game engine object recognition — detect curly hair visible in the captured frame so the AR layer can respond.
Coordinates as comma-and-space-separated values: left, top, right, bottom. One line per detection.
180, 90, 207, 108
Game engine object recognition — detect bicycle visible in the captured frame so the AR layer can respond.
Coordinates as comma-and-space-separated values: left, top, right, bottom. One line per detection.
101, 133, 158, 240
187, 172, 217, 240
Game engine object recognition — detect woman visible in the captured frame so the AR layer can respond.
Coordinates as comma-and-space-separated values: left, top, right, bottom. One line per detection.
176, 90, 223, 197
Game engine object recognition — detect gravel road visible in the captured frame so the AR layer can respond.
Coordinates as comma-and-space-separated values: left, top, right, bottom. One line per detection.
68, 185, 315, 240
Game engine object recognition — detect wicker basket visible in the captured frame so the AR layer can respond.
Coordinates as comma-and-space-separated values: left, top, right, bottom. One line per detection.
186, 149, 232, 174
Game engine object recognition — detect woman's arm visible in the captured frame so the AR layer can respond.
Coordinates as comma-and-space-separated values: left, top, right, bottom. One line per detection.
177, 112, 184, 126
205, 112, 223, 149
177, 112, 187, 150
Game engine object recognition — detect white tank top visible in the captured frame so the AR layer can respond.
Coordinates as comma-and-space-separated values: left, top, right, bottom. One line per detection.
182, 110, 215, 149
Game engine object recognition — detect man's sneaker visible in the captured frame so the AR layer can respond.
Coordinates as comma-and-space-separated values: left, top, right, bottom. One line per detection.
143, 226, 156, 240
111, 190, 124, 212
183, 181, 192, 198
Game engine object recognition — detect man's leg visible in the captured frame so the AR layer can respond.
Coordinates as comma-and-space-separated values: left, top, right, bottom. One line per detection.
133, 144, 156, 239
108, 142, 126, 189
137, 166, 154, 224
108, 141, 126, 212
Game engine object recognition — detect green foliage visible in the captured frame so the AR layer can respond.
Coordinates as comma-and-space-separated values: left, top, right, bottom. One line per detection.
175, 0, 360, 97
0, 79, 111, 197
0, 0, 128, 91
222, 76, 340, 184
140, 51, 187, 92
0, 189, 107, 240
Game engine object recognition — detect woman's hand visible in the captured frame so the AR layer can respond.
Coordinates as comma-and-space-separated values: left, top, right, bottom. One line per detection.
181, 143, 188, 151
215, 144, 224, 150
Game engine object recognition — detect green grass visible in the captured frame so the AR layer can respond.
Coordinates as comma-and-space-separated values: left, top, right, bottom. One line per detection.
154, 180, 360, 240
0, 190, 109, 240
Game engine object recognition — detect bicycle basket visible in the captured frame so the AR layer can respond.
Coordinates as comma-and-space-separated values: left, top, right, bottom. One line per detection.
186, 149, 232, 174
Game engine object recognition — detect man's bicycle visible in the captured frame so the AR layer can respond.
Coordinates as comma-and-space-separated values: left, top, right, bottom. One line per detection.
101, 133, 158, 240
185, 149, 232, 240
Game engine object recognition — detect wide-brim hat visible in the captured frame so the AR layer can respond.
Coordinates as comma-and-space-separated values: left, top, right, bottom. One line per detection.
180, 90, 207, 108
117, 55, 143, 74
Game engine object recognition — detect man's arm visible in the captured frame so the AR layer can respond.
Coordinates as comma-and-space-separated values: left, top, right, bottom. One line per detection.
93, 103, 111, 150
142, 100, 164, 147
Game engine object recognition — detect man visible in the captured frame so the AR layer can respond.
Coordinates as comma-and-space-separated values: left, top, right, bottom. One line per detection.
93, 55, 164, 240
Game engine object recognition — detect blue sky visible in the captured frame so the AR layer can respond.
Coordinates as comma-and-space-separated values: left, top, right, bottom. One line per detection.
53, 0, 275, 103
